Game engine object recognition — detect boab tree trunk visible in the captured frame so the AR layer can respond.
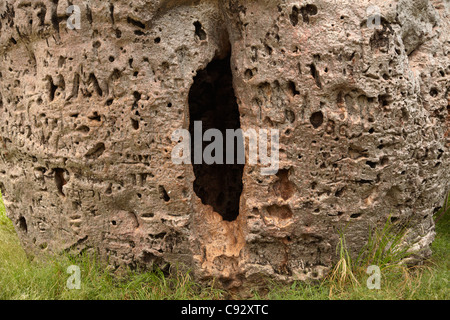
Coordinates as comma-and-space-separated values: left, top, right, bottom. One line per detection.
0, 0, 448, 290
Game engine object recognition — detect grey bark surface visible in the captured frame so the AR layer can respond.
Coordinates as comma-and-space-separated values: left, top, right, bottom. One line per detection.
0, 0, 448, 290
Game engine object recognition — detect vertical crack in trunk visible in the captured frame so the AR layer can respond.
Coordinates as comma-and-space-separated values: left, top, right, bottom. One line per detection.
188, 52, 244, 222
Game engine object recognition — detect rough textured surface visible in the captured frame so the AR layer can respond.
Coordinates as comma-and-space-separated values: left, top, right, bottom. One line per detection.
0, 0, 448, 290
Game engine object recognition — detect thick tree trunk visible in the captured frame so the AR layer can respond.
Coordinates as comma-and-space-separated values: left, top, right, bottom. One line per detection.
0, 0, 448, 290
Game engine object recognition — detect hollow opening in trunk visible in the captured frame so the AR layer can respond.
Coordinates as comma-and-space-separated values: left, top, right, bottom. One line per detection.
188, 52, 244, 222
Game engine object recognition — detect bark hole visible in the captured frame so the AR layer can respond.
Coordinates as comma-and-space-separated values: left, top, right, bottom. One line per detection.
188, 53, 244, 222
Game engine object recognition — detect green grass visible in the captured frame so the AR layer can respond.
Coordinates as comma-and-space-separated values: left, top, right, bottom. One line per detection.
0, 191, 448, 300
